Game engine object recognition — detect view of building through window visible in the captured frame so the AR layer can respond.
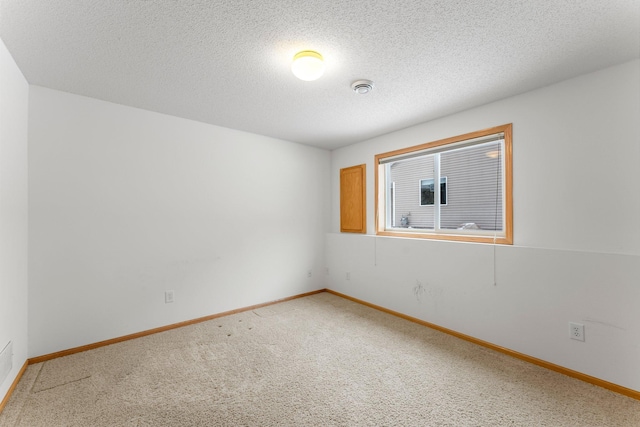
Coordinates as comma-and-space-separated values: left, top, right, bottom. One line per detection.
420, 177, 447, 206
375, 124, 512, 244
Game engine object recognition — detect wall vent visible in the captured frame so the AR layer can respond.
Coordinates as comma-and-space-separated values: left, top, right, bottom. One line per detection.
0, 341, 13, 386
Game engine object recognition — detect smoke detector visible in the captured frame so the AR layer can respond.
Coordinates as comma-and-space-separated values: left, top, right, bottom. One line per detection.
351, 80, 374, 94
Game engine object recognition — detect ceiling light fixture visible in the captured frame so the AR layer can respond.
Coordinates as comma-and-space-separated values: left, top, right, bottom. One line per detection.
291, 51, 325, 81
351, 79, 374, 94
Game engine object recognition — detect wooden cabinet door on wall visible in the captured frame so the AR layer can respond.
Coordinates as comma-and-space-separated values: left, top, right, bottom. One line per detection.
340, 164, 366, 233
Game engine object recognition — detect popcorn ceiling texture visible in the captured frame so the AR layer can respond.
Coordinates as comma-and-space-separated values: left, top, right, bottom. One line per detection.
1, 293, 639, 426
0, 0, 638, 148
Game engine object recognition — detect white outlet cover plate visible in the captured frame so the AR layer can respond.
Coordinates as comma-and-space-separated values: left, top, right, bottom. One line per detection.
569, 322, 585, 341
165, 290, 174, 303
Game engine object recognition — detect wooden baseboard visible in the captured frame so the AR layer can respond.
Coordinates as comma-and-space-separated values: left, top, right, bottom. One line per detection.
0, 361, 28, 414
28, 289, 325, 365
325, 289, 640, 401
20, 287, 640, 402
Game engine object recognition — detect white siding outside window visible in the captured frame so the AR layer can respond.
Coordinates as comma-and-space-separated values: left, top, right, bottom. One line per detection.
384, 137, 506, 237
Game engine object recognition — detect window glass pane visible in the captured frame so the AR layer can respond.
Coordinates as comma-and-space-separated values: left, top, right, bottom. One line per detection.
389, 155, 434, 229
439, 141, 503, 231
420, 177, 446, 206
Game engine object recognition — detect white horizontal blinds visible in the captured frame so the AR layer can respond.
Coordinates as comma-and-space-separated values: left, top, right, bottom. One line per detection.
389, 155, 434, 229
439, 141, 503, 231
378, 133, 504, 165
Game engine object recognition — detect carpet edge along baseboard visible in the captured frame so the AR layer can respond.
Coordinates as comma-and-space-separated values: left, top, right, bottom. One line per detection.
27, 289, 325, 365
20, 287, 639, 403
324, 289, 639, 402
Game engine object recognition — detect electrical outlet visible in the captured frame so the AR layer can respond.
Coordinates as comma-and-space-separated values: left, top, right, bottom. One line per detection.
307, 269, 312, 278
569, 322, 584, 341
165, 290, 174, 304
346, 272, 351, 281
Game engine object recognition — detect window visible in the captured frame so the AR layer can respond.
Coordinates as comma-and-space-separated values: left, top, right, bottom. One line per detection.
375, 124, 512, 244
420, 177, 447, 206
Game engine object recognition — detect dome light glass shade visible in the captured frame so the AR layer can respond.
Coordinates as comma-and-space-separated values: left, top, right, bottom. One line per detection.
291, 51, 325, 81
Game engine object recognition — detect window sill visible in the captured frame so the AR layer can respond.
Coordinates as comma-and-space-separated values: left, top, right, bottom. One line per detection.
376, 230, 513, 245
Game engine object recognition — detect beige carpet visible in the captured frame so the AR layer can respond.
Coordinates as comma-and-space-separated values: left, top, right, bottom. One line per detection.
1, 292, 638, 426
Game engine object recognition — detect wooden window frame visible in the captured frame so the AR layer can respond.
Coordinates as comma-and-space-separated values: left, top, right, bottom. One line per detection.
374, 124, 513, 244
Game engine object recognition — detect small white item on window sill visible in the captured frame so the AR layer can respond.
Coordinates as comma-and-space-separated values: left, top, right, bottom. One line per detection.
457, 222, 480, 230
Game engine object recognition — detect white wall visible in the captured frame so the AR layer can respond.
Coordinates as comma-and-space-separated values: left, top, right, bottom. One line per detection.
327, 60, 640, 391
0, 38, 29, 401
28, 86, 330, 357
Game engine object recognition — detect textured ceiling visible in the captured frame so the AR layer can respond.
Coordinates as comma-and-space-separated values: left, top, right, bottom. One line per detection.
1, 1, 639, 149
